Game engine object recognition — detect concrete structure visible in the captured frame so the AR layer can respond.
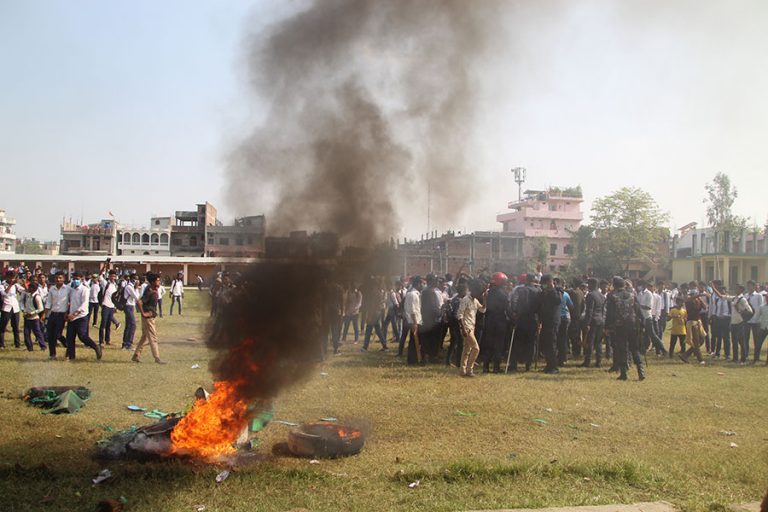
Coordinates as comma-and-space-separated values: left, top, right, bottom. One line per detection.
206, 215, 266, 257
496, 186, 583, 272
15, 238, 59, 255
398, 231, 525, 278
60, 219, 118, 256
672, 224, 768, 287
118, 216, 173, 256
171, 202, 219, 257
0, 209, 17, 255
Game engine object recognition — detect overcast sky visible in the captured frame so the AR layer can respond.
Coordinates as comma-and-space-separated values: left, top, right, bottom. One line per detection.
2, 0, 767, 241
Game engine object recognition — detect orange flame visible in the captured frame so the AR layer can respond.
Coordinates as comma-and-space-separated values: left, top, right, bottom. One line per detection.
170, 380, 250, 459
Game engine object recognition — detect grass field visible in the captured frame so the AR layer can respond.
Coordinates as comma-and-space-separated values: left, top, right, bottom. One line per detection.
0, 290, 766, 512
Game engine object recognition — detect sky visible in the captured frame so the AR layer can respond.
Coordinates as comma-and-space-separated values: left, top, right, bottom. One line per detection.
1, 0, 767, 241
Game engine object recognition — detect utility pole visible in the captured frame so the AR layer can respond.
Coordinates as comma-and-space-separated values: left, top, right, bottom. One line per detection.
427, 181, 431, 235
512, 167, 527, 201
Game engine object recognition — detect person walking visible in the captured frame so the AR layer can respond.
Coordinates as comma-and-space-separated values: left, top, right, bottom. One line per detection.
131, 273, 166, 364
169, 273, 184, 316
122, 274, 140, 350
44, 271, 70, 359
581, 278, 606, 368
99, 270, 121, 345
402, 276, 424, 365
605, 276, 644, 381
88, 274, 101, 327
509, 273, 540, 372
678, 291, 706, 365
667, 297, 687, 356
745, 280, 765, 362
21, 281, 46, 351
457, 283, 486, 377
0, 270, 24, 349
342, 284, 362, 342
64, 272, 102, 361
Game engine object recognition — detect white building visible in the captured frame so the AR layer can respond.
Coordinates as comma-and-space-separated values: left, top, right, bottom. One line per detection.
0, 209, 17, 255
118, 216, 173, 256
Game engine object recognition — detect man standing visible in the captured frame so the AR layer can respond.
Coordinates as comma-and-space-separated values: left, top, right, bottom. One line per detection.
45, 271, 70, 359
605, 276, 644, 381
509, 273, 540, 372
99, 270, 120, 345
537, 274, 562, 374
554, 277, 573, 367
170, 273, 184, 316
0, 271, 24, 349
710, 280, 732, 359
745, 280, 765, 362
342, 284, 362, 342
419, 274, 443, 363
122, 274, 140, 350
65, 272, 102, 361
457, 283, 486, 377
402, 276, 424, 365
21, 281, 46, 351
482, 272, 509, 373
132, 273, 166, 364
679, 290, 706, 365
88, 274, 101, 327
567, 280, 586, 359
382, 280, 401, 344
581, 278, 606, 368
636, 280, 668, 356
196, 273, 204, 291
712, 283, 750, 364
361, 279, 388, 352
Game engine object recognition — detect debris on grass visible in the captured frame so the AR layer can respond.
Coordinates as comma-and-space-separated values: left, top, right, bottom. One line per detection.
319, 417, 337, 422
215, 469, 230, 483
714, 404, 724, 409
190, 364, 200, 369
309, 459, 320, 464
719, 431, 736, 436
320, 372, 329, 377
455, 410, 478, 417
729, 442, 738, 448
590, 423, 600, 428
126, 405, 145, 412
143, 409, 172, 420
96, 424, 114, 432
194, 506, 205, 512
717, 372, 725, 376
408, 479, 420, 489
92, 469, 112, 485
532, 418, 547, 425
273, 420, 299, 427
544, 407, 553, 412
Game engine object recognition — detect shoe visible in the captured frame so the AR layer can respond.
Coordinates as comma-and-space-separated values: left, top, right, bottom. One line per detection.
638, 373, 646, 381
699, 360, 706, 365
359, 348, 367, 353
677, 354, 689, 364
543, 367, 560, 375
608, 366, 618, 373
380, 347, 389, 352
95, 345, 103, 360
463, 372, 475, 378
39, 345, 47, 351
617, 373, 628, 381
155, 359, 167, 365
131, 354, 140, 363
48, 356, 57, 361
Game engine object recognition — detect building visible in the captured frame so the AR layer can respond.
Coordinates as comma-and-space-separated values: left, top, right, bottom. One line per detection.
118, 216, 174, 256
672, 224, 768, 287
0, 209, 17, 255
60, 219, 117, 256
264, 231, 339, 260
397, 231, 525, 278
15, 238, 59, 255
170, 203, 219, 257
496, 186, 583, 272
205, 215, 266, 257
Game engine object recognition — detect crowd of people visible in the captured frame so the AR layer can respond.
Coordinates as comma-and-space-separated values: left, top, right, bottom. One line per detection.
0, 262, 175, 363
323, 271, 768, 381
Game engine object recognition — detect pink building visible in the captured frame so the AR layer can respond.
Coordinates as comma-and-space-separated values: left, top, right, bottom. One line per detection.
496, 187, 583, 272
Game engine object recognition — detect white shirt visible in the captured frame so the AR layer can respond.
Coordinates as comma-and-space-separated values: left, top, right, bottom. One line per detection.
1, 282, 24, 313
101, 281, 118, 309
139, 282, 148, 299
457, 294, 485, 332
37, 283, 49, 305
170, 279, 184, 296
46, 284, 70, 313
89, 282, 101, 303
712, 295, 731, 318
68, 284, 90, 320
124, 283, 140, 307
651, 293, 662, 319
729, 294, 749, 325
747, 291, 764, 324
403, 288, 422, 326
636, 289, 653, 320
158, 285, 166, 299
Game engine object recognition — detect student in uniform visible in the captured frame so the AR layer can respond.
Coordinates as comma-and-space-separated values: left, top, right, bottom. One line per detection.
122, 274, 140, 350
65, 271, 102, 361
99, 270, 121, 345
88, 273, 101, 326
169, 273, 184, 316
21, 281, 46, 351
0, 270, 25, 349
667, 297, 687, 356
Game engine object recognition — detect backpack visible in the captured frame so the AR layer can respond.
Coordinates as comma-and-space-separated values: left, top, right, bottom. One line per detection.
112, 285, 128, 311
736, 297, 754, 323
449, 294, 462, 321
613, 291, 636, 325
97, 281, 107, 304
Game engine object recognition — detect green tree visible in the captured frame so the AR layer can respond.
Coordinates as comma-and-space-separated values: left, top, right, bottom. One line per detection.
528, 236, 548, 271
590, 187, 668, 274
17, 239, 43, 255
704, 172, 748, 251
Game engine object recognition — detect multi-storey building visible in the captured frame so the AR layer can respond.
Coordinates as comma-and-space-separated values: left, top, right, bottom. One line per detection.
0, 209, 16, 255
496, 187, 583, 272
170, 203, 219, 257
118, 216, 174, 256
205, 215, 266, 257
60, 219, 117, 256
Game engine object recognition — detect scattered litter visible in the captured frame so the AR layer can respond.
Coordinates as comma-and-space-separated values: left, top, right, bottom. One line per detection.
195, 387, 210, 401
544, 407, 553, 413
408, 479, 420, 489
320, 417, 338, 422
719, 431, 737, 436
273, 420, 299, 427
248, 439, 260, 450
143, 409, 170, 420
190, 364, 200, 369
97, 424, 114, 432
583, 477, 591, 481
215, 470, 230, 483
714, 404, 724, 409
309, 459, 320, 464
127, 405, 146, 412
55, 434, 63, 439
717, 372, 725, 376
590, 423, 600, 428
25, 386, 91, 414
507, 453, 517, 459
120, 496, 128, 505
729, 442, 738, 448
194, 506, 206, 512
186, 337, 198, 342
92, 469, 112, 485
567, 424, 578, 430
455, 410, 479, 417
250, 409, 274, 432
320, 372, 329, 377
532, 418, 547, 425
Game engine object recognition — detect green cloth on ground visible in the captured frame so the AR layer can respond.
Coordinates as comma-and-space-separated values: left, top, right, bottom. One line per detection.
43, 390, 86, 414
250, 409, 274, 432
143, 409, 170, 420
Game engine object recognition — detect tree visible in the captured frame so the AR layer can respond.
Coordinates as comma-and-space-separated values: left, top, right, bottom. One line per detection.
704, 172, 748, 251
528, 236, 549, 271
590, 187, 668, 274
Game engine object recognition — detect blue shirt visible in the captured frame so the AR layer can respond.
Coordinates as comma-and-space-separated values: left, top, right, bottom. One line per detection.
560, 291, 573, 319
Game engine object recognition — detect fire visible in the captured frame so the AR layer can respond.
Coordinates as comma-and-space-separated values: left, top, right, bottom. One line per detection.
335, 427, 362, 440
170, 380, 250, 459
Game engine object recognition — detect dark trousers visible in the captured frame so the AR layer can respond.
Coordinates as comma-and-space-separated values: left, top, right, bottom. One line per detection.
730, 323, 745, 362
669, 334, 686, 355
583, 320, 604, 365
539, 321, 558, 371
89, 302, 100, 325
568, 320, 582, 358
700, 313, 711, 353
445, 319, 463, 367
745, 324, 766, 361
157, 299, 163, 317
556, 317, 570, 365
23, 317, 46, 351
643, 317, 666, 354
363, 319, 386, 350
65, 316, 99, 360
382, 309, 400, 342
327, 314, 342, 353
658, 313, 668, 339
170, 295, 182, 315
0, 311, 21, 348
405, 324, 422, 365
123, 306, 137, 348
46, 312, 67, 357
342, 314, 359, 341
510, 323, 537, 369
419, 325, 440, 361
99, 306, 116, 344
712, 316, 731, 358
613, 323, 643, 377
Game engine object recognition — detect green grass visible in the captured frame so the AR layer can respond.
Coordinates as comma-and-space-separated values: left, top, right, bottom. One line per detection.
0, 291, 766, 511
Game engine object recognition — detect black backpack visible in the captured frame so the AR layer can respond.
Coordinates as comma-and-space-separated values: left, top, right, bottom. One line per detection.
613, 291, 635, 325
112, 284, 128, 311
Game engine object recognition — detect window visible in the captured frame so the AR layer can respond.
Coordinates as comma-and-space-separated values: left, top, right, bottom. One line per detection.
123, 233, 130, 243
141, 234, 150, 244
220, 237, 229, 246
190, 236, 197, 246
549, 204, 557, 211
550, 243, 558, 256
151, 234, 159, 245
563, 244, 573, 255
550, 220, 557, 230
155, 219, 160, 225
132, 233, 140, 244
236, 237, 244, 246
160, 233, 169, 244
